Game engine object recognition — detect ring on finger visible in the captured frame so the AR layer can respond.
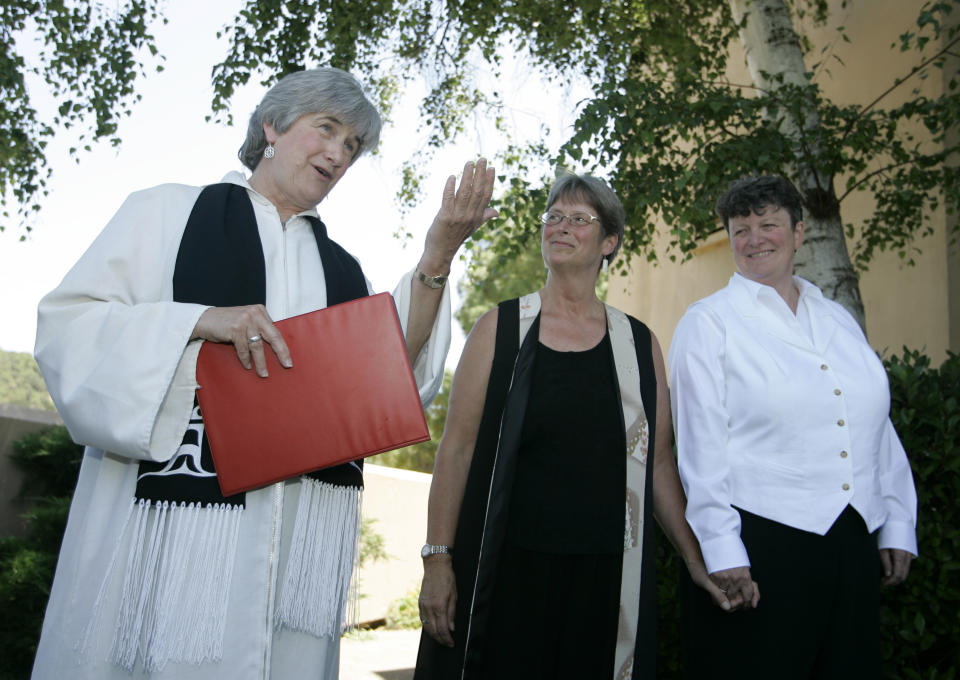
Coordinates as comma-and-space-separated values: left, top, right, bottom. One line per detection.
248, 334, 262, 344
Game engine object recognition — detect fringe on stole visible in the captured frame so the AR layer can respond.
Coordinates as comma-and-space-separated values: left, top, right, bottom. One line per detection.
275, 477, 363, 637
77, 499, 244, 673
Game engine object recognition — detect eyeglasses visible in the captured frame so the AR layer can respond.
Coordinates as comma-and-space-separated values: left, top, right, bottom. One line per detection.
540, 212, 600, 227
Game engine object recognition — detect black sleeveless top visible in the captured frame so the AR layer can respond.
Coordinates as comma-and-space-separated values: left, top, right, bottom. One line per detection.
506, 333, 626, 554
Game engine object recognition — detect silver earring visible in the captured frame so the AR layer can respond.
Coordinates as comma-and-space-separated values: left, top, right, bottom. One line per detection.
602, 258, 609, 273
263, 144, 275, 159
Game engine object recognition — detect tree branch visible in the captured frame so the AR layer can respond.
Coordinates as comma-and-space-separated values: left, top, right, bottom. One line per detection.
838, 158, 917, 202
848, 33, 960, 131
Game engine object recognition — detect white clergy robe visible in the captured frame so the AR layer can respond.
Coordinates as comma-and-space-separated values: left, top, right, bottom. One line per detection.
31, 172, 449, 679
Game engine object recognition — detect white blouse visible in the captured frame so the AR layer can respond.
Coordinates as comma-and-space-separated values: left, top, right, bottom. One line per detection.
669, 273, 917, 574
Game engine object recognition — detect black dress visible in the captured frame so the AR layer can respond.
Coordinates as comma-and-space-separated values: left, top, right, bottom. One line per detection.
414, 299, 661, 680
479, 335, 626, 679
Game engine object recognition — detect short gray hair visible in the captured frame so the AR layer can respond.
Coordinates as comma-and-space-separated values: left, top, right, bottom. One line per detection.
546, 173, 625, 262
239, 67, 382, 171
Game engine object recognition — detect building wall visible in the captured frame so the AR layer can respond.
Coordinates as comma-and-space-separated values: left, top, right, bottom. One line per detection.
609, 0, 957, 364
356, 463, 430, 624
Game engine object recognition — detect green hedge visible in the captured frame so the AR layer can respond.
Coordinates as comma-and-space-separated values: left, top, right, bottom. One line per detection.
0, 427, 82, 680
880, 349, 960, 678
655, 349, 960, 678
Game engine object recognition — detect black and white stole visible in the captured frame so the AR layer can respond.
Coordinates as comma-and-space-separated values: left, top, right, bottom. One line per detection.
83, 184, 369, 672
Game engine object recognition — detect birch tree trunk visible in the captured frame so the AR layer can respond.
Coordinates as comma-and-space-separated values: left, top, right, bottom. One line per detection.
728, 0, 867, 332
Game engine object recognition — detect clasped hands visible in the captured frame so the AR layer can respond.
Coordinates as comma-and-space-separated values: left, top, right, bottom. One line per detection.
707, 566, 761, 612
701, 546, 912, 615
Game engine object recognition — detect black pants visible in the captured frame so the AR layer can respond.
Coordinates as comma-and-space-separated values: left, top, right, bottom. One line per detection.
682, 505, 882, 679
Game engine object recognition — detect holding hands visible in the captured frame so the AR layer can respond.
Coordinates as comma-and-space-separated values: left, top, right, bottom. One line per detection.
709, 566, 761, 612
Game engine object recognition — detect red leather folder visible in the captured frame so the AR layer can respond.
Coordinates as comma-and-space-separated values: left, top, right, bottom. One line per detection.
196, 292, 430, 496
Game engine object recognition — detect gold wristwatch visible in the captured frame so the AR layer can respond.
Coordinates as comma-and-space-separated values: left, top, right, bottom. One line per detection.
415, 267, 447, 289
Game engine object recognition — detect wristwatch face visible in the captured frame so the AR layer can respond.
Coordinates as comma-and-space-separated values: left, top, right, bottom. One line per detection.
421, 544, 432, 558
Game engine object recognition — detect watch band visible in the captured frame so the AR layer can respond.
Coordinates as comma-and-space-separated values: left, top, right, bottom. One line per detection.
414, 266, 448, 289
421, 543, 452, 558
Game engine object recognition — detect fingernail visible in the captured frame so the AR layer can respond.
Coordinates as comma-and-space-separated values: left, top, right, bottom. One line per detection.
722, 601, 731, 611
283, 359, 293, 368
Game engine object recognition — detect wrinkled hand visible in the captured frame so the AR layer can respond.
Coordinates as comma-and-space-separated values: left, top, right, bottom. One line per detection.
880, 548, 913, 586
710, 566, 760, 612
419, 556, 457, 647
421, 159, 498, 270
192, 305, 291, 378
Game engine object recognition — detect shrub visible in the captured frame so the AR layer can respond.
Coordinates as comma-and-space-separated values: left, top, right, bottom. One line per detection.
881, 349, 960, 679
0, 502, 68, 680
9, 426, 82, 500
359, 517, 388, 567
0, 426, 82, 680
385, 585, 422, 630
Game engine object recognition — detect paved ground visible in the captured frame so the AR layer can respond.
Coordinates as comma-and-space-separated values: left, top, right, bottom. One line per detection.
340, 629, 421, 680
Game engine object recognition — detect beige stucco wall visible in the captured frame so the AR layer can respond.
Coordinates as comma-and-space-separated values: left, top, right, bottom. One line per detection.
356, 463, 430, 624
610, 0, 957, 364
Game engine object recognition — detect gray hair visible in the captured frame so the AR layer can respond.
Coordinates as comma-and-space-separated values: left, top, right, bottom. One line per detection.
239, 67, 382, 171
546, 173, 625, 262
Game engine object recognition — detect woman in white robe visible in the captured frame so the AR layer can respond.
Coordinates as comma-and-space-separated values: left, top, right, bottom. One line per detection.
31, 67, 496, 680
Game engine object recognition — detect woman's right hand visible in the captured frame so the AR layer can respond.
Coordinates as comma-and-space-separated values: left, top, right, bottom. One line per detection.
419, 556, 457, 647
191, 305, 292, 378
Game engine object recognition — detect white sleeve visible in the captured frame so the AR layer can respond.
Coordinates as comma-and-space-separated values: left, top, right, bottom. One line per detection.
876, 419, 919, 555
34, 185, 207, 462
390, 270, 450, 407
669, 307, 751, 573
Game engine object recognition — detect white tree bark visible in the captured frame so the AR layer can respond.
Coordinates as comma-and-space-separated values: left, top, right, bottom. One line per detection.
728, 0, 866, 332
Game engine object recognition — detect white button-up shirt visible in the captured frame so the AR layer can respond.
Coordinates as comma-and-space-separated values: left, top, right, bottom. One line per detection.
669, 273, 918, 574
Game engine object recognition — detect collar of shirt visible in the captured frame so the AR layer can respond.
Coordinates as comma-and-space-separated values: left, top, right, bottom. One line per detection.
220, 171, 321, 223
728, 273, 824, 342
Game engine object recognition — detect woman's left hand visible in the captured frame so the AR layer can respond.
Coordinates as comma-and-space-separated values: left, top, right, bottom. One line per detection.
420, 158, 498, 272
419, 556, 458, 647
879, 548, 913, 586
685, 559, 734, 611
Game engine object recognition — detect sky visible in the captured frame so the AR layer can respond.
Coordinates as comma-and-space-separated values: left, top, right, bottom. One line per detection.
0, 0, 584, 367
